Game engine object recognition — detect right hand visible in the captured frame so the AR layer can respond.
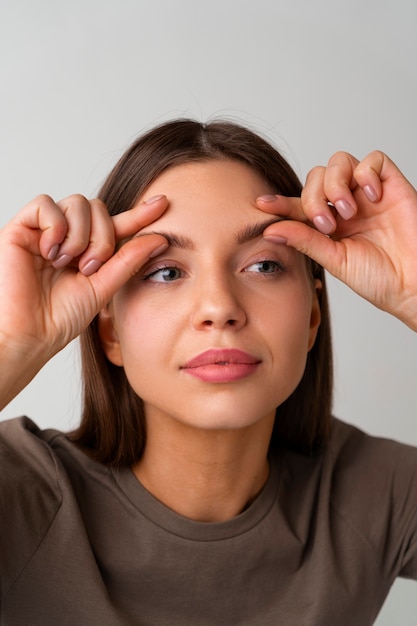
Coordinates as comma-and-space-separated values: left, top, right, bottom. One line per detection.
257, 151, 417, 330
0, 193, 168, 381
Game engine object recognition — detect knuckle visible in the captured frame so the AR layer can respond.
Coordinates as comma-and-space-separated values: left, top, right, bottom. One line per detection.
34, 193, 54, 205
354, 150, 385, 179
96, 240, 115, 260
327, 150, 352, 164
29, 194, 57, 216
58, 194, 90, 213
90, 198, 110, 215
68, 193, 89, 204
301, 194, 320, 215
325, 177, 350, 197
68, 236, 90, 253
305, 165, 325, 181
367, 149, 385, 161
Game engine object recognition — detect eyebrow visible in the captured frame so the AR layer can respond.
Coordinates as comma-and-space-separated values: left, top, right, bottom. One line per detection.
235, 217, 283, 245
139, 217, 283, 250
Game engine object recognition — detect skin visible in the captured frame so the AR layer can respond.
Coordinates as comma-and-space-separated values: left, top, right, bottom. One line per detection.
0, 194, 169, 409
1, 144, 416, 518
256, 151, 417, 330
99, 160, 321, 522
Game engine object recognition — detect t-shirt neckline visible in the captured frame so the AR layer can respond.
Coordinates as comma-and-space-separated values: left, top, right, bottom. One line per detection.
112, 455, 281, 542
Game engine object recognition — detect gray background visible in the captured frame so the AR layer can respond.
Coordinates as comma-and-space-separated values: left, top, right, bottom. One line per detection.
1, 1, 416, 622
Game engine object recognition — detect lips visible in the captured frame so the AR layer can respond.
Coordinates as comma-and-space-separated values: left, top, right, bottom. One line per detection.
181, 349, 261, 383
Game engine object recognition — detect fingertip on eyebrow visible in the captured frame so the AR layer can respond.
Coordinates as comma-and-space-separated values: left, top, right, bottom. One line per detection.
134, 230, 194, 250
256, 194, 280, 203
235, 218, 284, 244
134, 219, 284, 248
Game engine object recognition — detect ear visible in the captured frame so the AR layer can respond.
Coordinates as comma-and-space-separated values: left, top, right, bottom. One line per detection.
307, 279, 322, 351
97, 307, 124, 366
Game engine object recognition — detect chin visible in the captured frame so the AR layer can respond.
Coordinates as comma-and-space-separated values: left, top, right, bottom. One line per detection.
176, 406, 277, 432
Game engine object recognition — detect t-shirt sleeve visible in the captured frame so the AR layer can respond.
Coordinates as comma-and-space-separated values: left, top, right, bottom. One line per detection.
390, 446, 417, 579
0, 417, 62, 596
330, 421, 417, 583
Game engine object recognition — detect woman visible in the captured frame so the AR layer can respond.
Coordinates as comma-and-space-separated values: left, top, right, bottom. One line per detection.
1, 120, 416, 625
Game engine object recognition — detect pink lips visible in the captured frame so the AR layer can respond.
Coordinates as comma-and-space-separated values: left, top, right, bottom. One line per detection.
181, 349, 261, 383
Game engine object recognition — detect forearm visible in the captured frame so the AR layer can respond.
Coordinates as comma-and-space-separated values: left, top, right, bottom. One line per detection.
0, 334, 47, 411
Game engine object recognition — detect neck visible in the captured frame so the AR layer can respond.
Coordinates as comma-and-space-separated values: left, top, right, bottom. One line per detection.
132, 413, 275, 523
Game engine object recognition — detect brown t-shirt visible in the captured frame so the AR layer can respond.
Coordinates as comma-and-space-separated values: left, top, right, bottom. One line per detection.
0, 416, 416, 625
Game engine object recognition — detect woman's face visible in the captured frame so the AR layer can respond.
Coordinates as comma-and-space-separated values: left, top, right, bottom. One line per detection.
100, 160, 321, 433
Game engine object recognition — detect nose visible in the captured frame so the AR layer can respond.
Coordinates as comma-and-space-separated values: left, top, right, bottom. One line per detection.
191, 273, 247, 331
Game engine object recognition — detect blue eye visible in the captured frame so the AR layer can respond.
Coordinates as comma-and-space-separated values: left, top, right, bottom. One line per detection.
245, 260, 284, 274
143, 266, 182, 283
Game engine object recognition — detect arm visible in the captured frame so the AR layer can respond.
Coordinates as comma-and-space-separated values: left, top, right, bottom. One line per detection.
0, 193, 168, 410
256, 151, 417, 330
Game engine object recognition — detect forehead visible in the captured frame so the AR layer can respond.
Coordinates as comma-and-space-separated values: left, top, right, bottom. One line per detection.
138, 159, 275, 231
135, 159, 310, 278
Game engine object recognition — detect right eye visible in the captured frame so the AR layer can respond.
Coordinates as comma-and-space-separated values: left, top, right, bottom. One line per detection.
143, 266, 183, 283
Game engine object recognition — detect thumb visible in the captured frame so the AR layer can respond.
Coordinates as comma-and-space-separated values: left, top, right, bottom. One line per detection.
263, 220, 345, 278
87, 234, 168, 308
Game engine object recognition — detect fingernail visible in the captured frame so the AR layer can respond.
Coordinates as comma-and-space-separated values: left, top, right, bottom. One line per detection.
335, 199, 355, 220
313, 215, 334, 235
145, 194, 166, 204
363, 185, 378, 202
81, 259, 103, 276
263, 235, 288, 245
257, 194, 278, 203
53, 254, 73, 268
47, 244, 60, 261
149, 242, 169, 258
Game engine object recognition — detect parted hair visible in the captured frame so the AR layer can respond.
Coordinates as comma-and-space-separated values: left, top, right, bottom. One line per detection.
72, 119, 333, 467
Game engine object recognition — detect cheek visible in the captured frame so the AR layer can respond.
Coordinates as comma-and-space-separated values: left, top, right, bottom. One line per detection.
263, 287, 315, 362
113, 293, 179, 376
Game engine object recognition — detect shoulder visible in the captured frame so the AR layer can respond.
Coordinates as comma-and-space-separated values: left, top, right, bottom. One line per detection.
324, 418, 417, 510
0, 416, 63, 492
280, 417, 417, 487
0, 417, 63, 591
327, 418, 417, 578
328, 418, 417, 482
279, 418, 417, 578
0, 416, 63, 496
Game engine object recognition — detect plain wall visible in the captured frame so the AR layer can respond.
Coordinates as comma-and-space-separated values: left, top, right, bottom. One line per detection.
1, 1, 416, 623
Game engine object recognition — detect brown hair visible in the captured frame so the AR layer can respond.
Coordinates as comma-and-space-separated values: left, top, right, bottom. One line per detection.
73, 119, 333, 466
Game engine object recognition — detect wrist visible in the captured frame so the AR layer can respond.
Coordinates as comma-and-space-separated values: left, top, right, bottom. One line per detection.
390, 295, 417, 332
0, 332, 51, 410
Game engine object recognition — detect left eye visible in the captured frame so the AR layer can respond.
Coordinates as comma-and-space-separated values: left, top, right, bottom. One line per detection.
144, 266, 182, 282
245, 260, 283, 274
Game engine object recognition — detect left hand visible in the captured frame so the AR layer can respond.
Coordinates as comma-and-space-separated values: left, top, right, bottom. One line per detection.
256, 150, 417, 331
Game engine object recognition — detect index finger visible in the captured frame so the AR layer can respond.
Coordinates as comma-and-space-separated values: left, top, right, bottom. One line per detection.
255, 195, 307, 222
112, 194, 169, 241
